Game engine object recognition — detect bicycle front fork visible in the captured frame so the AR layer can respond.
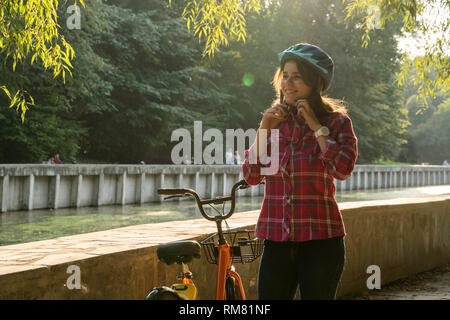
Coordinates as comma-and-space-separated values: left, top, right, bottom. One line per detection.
215, 243, 246, 300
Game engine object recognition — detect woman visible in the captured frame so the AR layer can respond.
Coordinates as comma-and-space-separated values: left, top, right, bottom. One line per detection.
242, 43, 358, 300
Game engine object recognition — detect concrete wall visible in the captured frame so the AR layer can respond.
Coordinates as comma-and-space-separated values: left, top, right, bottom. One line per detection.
0, 195, 448, 299
1, 164, 449, 212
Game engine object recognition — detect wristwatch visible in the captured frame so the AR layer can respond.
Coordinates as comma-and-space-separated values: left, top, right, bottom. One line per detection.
314, 126, 330, 138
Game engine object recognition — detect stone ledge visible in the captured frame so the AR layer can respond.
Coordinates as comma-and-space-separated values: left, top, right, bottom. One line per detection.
0, 208, 259, 276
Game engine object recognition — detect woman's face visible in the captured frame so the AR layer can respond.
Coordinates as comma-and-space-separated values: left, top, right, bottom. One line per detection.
280, 60, 312, 105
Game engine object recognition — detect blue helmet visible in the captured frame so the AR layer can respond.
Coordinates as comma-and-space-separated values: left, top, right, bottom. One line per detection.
278, 43, 334, 91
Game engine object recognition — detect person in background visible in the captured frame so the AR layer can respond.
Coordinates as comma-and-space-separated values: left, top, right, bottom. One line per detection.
226, 148, 234, 164
183, 156, 192, 165
234, 151, 241, 165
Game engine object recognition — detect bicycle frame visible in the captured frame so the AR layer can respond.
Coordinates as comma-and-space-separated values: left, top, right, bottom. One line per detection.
213, 216, 246, 300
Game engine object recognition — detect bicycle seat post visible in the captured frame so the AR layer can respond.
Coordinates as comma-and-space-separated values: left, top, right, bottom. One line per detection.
178, 263, 193, 284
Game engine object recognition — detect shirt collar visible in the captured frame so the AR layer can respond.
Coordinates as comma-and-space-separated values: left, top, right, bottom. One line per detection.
284, 107, 305, 126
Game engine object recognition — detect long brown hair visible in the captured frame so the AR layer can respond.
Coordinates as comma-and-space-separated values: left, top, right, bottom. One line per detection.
272, 57, 347, 121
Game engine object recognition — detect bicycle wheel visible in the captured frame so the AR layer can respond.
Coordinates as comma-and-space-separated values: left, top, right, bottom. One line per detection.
225, 275, 242, 300
145, 286, 183, 300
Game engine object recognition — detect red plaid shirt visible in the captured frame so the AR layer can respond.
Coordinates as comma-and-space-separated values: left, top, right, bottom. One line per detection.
242, 111, 358, 242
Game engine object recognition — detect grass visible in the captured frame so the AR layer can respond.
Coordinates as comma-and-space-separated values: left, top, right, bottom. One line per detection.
372, 160, 416, 165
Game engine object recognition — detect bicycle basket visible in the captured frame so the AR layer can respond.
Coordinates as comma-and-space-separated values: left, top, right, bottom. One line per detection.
200, 230, 263, 264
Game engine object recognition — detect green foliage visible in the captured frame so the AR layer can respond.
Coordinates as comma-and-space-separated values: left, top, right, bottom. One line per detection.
399, 51, 449, 107
175, 0, 448, 107
1, 0, 448, 126
2, 0, 235, 163
171, 0, 448, 108
342, 0, 449, 106
398, 65, 450, 164
0, 0, 444, 165
372, 160, 414, 166
409, 98, 450, 164
0, 101, 86, 164
62, 0, 236, 163
343, 0, 419, 46
175, 0, 261, 57
209, 0, 409, 163
0, 0, 85, 121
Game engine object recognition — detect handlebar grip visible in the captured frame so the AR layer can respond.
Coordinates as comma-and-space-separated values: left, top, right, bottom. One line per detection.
237, 179, 250, 189
157, 188, 192, 196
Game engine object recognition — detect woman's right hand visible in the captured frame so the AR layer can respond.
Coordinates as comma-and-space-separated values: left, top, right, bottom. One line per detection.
259, 104, 288, 131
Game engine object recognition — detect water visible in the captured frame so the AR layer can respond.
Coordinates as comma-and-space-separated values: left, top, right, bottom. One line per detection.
0, 185, 449, 246
335, 185, 450, 202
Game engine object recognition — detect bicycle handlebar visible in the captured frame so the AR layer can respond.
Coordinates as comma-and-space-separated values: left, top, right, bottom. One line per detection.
157, 179, 260, 221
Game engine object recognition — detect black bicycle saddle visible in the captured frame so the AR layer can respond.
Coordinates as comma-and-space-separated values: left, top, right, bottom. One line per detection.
157, 240, 201, 265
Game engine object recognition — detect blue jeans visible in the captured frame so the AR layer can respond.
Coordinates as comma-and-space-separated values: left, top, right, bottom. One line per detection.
258, 236, 345, 300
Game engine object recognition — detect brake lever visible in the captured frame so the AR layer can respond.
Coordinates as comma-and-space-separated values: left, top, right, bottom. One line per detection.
163, 195, 178, 200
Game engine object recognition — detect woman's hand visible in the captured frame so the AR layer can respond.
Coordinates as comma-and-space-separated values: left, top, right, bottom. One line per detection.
259, 104, 288, 131
249, 104, 287, 162
295, 99, 322, 132
295, 99, 329, 151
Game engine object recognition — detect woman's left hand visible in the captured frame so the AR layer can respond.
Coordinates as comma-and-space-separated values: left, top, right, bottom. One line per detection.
295, 99, 322, 132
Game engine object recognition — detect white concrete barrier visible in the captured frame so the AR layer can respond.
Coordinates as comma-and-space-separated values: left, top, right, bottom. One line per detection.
0, 164, 449, 212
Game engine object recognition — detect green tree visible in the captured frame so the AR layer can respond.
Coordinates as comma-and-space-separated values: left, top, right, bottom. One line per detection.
209, 0, 409, 163
409, 98, 450, 164
178, 0, 448, 106
0, 58, 86, 163
0, 0, 238, 164
397, 65, 450, 163
0, 0, 113, 163
343, 0, 449, 106
67, 0, 237, 163
0, 0, 428, 164
2, 0, 448, 124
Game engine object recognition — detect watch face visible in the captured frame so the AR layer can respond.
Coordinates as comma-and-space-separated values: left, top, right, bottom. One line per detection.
316, 126, 329, 137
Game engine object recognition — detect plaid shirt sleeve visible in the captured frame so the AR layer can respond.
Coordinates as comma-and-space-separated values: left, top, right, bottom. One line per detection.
242, 144, 265, 185
241, 133, 272, 185
318, 114, 358, 180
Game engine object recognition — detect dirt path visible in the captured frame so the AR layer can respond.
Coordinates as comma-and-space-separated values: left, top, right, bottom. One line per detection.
341, 264, 450, 300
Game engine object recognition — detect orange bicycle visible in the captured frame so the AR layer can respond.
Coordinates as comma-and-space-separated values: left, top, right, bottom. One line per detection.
145, 179, 264, 300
